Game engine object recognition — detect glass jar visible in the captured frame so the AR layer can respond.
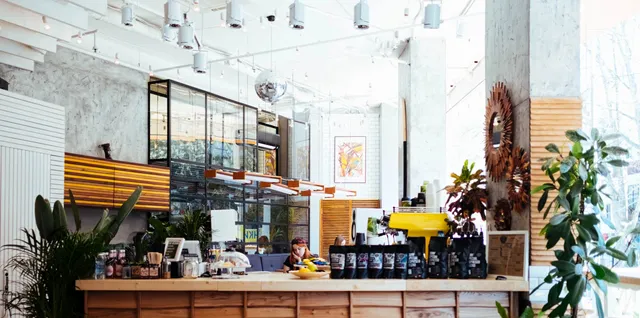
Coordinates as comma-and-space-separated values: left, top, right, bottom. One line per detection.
149, 264, 159, 279
94, 253, 107, 280
122, 265, 131, 279
183, 258, 199, 279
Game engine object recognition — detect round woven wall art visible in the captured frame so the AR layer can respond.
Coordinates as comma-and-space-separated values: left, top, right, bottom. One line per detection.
507, 146, 531, 212
485, 82, 513, 181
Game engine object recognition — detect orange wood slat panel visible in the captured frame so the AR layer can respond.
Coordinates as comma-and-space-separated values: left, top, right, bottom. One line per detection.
530, 98, 582, 265
320, 200, 353, 258
64, 153, 170, 211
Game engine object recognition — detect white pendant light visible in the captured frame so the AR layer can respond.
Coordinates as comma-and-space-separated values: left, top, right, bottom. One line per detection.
162, 24, 175, 42
178, 15, 195, 50
193, 51, 207, 74
424, 3, 441, 29
164, 0, 183, 28
354, 0, 370, 30
226, 0, 243, 29
289, 0, 305, 30
121, 3, 134, 27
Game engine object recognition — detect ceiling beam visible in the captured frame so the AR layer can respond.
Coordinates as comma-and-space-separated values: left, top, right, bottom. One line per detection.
0, 38, 45, 62
6, 0, 88, 30
0, 0, 76, 41
0, 21, 57, 52
66, 0, 107, 16
0, 51, 34, 71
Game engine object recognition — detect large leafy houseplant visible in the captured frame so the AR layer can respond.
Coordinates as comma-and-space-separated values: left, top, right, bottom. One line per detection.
529, 129, 640, 317
2, 187, 142, 318
445, 160, 488, 234
170, 209, 211, 257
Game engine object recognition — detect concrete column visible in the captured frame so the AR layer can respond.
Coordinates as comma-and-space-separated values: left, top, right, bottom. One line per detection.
308, 111, 323, 253
379, 103, 399, 210
398, 37, 447, 202
485, 0, 580, 230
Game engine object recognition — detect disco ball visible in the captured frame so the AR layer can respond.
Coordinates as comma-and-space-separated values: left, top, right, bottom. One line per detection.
255, 70, 287, 103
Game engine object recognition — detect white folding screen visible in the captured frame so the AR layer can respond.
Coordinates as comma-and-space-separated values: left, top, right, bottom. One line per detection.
0, 89, 64, 297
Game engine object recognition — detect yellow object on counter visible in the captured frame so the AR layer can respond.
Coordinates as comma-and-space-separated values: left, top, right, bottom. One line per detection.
388, 212, 449, 247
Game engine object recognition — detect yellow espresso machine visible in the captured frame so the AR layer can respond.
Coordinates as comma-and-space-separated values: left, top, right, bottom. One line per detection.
386, 207, 450, 247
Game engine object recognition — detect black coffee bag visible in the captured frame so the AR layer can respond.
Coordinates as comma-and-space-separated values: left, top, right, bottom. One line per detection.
468, 237, 487, 278
427, 236, 449, 279
382, 245, 396, 279
329, 245, 346, 279
356, 245, 369, 279
368, 245, 384, 279
449, 238, 469, 279
344, 246, 357, 279
407, 238, 426, 279
394, 244, 409, 279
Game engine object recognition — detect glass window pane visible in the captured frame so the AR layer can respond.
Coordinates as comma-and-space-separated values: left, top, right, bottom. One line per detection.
207, 96, 243, 169
206, 180, 244, 201
150, 92, 168, 160
259, 189, 287, 205
271, 225, 288, 244
245, 204, 263, 223
245, 107, 257, 145
170, 197, 205, 217
289, 121, 310, 180
288, 226, 309, 243
267, 205, 289, 224
170, 84, 206, 163
244, 146, 257, 171
289, 207, 309, 225
288, 196, 309, 207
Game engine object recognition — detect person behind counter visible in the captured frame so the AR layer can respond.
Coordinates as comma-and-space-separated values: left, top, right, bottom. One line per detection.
282, 237, 312, 272
334, 235, 346, 246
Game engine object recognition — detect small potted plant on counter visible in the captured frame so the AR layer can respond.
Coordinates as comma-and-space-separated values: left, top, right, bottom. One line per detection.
444, 160, 488, 235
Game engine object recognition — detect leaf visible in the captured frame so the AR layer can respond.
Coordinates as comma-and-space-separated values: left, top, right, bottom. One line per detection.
596, 163, 610, 177
567, 276, 586, 308
544, 273, 554, 284
571, 245, 585, 258
591, 128, 600, 140
574, 263, 583, 276
52, 200, 68, 234
495, 301, 508, 318
600, 215, 616, 230
538, 190, 549, 212
570, 181, 583, 198
607, 159, 629, 167
100, 186, 142, 244
533, 183, 556, 193
589, 262, 606, 279
34, 195, 54, 240
551, 260, 576, 276
603, 146, 629, 156
575, 224, 592, 242
520, 307, 535, 318
560, 157, 577, 173
632, 226, 640, 235
606, 236, 621, 247
543, 281, 563, 311
577, 129, 590, 140
543, 198, 557, 220
549, 297, 570, 318
605, 246, 628, 261
571, 141, 583, 158
591, 191, 600, 207
600, 265, 620, 284
627, 249, 637, 267
546, 223, 565, 249
68, 189, 82, 232
545, 143, 561, 154
558, 197, 571, 213
578, 163, 588, 181
530, 281, 546, 296
602, 133, 623, 141
566, 130, 586, 142
550, 213, 567, 226
593, 290, 605, 318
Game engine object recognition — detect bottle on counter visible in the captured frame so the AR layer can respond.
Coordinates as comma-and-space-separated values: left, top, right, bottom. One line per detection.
115, 249, 126, 279
94, 252, 107, 280
162, 256, 171, 279
140, 255, 150, 279
105, 250, 117, 279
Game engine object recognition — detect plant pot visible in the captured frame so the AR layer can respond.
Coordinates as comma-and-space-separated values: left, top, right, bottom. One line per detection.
131, 265, 141, 279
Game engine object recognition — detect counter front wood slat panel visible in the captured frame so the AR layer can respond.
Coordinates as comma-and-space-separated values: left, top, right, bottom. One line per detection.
300, 307, 349, 318
406, 307, 455, 318
195, 307, 243, 317
404, 292, 456, 308
140, 308, 190, 318
194, 291, 243, 307
88, 309, 137, 318
299, 292, 349, 307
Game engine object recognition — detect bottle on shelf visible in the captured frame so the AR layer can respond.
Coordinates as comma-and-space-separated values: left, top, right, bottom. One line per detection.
115, 249, 126, 279
94, 252, 107, 280
140, 255, 149, 279
162, 256, 171, 279
105, 250, 117, 279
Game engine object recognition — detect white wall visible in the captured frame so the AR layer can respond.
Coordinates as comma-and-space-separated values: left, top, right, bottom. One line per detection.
321, 113, 381, 199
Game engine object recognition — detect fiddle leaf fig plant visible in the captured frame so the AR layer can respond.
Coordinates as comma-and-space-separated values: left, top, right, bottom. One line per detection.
530, 129, 640, 318
445, 160, 488, 233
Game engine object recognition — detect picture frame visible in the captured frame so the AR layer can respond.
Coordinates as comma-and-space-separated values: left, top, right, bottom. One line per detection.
486, 230, 529, 280
334, 136, 366, 183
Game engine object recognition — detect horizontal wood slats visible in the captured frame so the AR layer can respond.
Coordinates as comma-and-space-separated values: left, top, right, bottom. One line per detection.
64, 153, 170, 211
530, 98, 582, 265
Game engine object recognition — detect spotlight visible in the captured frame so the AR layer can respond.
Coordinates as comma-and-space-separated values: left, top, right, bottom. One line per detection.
164, 0, 183, 28
149, 66, 154, 77
114, 53, 120, 65
193, 0, 200, 12
354, 0, 369, 30
121, 3, 134, 27
42, 16, 50, 30
423, 3, 441, 29
178, 15, 195, 50
76, 31, 82, 44
289, 0, 305, 30
193, 51, 207, 74
162, 24, 175, 42
226, 0, 243, 29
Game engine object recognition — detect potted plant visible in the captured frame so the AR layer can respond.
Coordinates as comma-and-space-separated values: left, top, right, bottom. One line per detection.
496, 129, 640, 317
444, 160, 488, 235
172, 209, 211, 257
2, 187, 141, 317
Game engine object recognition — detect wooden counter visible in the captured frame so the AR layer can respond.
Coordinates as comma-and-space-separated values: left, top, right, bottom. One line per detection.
78, 273, 527, 318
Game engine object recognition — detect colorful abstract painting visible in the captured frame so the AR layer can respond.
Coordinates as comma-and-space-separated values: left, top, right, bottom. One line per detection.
334, 136, 366, 183
265, 150, 277, 176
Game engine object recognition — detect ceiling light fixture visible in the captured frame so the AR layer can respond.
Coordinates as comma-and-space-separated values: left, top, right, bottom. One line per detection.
423, 3, 441, 29
233, 171, 281, 184
354, 0, 370, 30
42, 16, 50, 30
288, 180, 324, 192
121, 2, 134, 27
193, 0, 200, 12
164, 0, 182, 28
257, 142, 276, 150
289, 0, 305, 30
178, 14, 195, 49
300, 189, 332, 198
162, 24, 175, 41
204, 169, 251, 184
226, 0, 243, 29
114, 53, 120, 65
260, 182, 299, 195
193, 51, 207, 74
76, 31, 83, 43
325, 186, 357, 197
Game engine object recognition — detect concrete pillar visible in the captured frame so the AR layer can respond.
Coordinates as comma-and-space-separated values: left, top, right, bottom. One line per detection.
485, 0, 580, 230
398, 37, 447, 203
379, 103, 399, 210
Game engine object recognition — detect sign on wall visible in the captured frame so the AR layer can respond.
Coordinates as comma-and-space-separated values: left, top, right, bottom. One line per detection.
334, 136, 366, 183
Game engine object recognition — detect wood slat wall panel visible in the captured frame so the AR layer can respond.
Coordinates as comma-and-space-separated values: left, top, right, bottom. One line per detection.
320, 199, 380, 257
88, 309, 137, 318
64, 153, 170, 211
530, 98, 582, 266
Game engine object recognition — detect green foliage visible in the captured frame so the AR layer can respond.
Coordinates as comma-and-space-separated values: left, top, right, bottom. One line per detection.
444, 160, 488, 231
530, 129, 640, 318
168, 209, 211, 257
495, 302, 534, 318
3, 188, 142, 317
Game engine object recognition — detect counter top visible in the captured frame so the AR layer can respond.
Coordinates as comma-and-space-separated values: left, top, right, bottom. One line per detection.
76, 273, 528, 292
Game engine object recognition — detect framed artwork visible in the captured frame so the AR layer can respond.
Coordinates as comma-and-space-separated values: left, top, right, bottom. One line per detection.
486, 230, 529, 280
264, 149, 276, 176
334, 136, 366, 183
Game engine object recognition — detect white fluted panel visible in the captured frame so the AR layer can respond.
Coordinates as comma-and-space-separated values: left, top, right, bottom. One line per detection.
0, 90, 64, 297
